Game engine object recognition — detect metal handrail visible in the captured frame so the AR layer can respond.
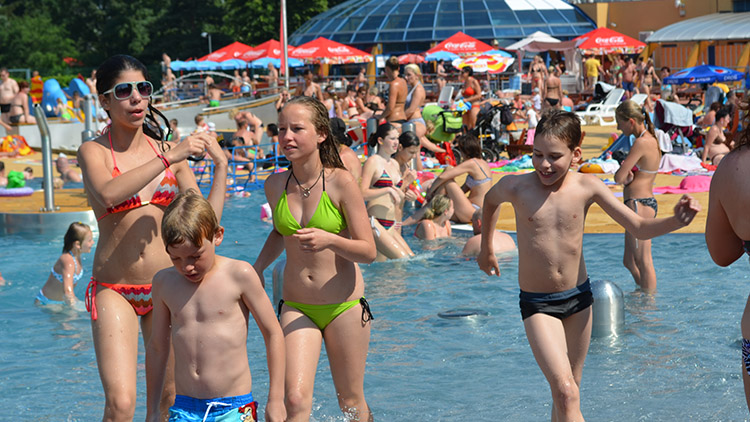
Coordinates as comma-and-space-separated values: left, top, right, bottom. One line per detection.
33, 104, 57, 212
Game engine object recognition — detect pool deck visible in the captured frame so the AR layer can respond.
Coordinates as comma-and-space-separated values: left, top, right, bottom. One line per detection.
0, 123, 709, 234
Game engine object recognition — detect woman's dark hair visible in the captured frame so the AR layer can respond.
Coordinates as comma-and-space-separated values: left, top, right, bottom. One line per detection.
709, 102, 722, 112
18, 80, 29, 90
282, 96, 344, 169
62, 222, 90, 256
715, 108, 730, 122
385, 56, 400, 71
368, 122, 396, 149
96, 55, 172, 151
267, 123, 278, 136
398, 131, 420, 149
330, 117, 353, 147
461, 66, 473, 77
456, 133, 482, 159
535, 110, 582, 151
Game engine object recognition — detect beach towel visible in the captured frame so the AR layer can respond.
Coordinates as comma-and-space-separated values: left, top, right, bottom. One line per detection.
653, 175, 711, 194
658, 154, 703, 173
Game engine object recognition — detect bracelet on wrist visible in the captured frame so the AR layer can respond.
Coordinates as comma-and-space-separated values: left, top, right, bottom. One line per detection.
158, 154, 170, 169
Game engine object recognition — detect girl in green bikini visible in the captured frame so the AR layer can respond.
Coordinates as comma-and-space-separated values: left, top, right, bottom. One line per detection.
254, 96, 376, 421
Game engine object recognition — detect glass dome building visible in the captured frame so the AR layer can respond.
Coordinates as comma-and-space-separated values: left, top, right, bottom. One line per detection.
289, 0, 597, 54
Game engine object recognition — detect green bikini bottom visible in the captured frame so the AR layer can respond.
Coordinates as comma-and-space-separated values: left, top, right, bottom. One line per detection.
278, 297, 374, 331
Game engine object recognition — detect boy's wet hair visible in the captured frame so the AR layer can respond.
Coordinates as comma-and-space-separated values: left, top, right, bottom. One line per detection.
161, 189, 219, 251
535, 110, 582, 151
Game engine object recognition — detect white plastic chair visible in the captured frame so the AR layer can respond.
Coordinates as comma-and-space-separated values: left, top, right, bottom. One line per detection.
576, 88, 625, 126
630, 93, 648, 107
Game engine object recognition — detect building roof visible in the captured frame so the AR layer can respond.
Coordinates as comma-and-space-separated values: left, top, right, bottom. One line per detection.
646, 12, 750, 43
289, 0, 596, 54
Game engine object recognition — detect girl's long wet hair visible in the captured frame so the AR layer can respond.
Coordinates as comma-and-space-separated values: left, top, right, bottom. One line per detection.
615, 100, 655, 138
62, 222, 90, 258
368, 122, 396, 149
96, 55, 172, 153
283, 96, 345, 169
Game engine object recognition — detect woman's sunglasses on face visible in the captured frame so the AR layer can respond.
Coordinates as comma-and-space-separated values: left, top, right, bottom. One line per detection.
103, 81, 154, 100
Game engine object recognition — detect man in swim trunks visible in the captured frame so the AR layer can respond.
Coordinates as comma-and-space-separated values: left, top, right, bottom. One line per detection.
207, 84, 222, 108
146, 191, 285, 422
263, 62, 279, 95
620, 58, 637, 98
0, 68, 19, 125
302, 69, 324, 102
543, 67, 563, 110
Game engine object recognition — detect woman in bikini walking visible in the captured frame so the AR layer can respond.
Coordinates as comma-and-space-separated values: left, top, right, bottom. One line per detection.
614, 100, 661, 291
77, 55, 227, 421
253, 96, 376, 420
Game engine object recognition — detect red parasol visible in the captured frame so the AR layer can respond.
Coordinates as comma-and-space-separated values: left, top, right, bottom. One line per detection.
198, 41, 254, 62
424, 32, 494, 57
240, 39, 295, 62
289, 37, 372, 64
398, 53, 425, 64
573, 28, 645, 55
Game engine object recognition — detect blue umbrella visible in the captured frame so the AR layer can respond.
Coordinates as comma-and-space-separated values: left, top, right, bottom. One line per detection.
250, 57, 305, 69
195, 60, 220, 71
218, 59, 247, 70
170, 60, 188, 71
424, 51, 459, 62
663, 64, 744, 85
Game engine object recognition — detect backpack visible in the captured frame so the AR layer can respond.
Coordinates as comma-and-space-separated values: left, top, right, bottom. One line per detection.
499, 106, 514, 126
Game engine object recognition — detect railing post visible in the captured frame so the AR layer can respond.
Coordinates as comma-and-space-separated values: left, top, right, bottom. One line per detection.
81, 95, 97, 143
33, 104, 57, 212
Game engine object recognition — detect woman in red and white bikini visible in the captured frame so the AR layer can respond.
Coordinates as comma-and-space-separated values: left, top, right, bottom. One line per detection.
78, 55, 227, 421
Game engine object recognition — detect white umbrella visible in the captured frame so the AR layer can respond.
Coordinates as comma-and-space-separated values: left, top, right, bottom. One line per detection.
505, 31, 560, 51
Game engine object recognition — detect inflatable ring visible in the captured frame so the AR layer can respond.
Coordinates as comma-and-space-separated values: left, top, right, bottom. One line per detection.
0, 187, 34, 197
579, 163, 604, 174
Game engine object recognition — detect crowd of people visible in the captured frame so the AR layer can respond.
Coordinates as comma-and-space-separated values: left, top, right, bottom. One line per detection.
11, 48, 750, 421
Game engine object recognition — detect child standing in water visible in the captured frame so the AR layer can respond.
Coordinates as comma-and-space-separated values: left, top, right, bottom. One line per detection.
35, 222, 94, 307
478, 110, 700, 422
146, 190, 285, 422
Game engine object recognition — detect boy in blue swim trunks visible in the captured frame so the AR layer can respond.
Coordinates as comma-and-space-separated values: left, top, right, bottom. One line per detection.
478, 110, 700, 421
146, 190, 286, 422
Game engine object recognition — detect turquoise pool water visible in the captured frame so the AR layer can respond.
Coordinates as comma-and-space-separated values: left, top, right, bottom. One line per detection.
1, 193, 748, 421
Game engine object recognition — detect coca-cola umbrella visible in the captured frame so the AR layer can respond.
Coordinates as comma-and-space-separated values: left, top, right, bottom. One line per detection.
574, 27, 645, 55
198, 41, 254, 62
240, 39, 295, 62
290, 37, 372, 64
452, 54, 515, 74
424, 31, 494, 57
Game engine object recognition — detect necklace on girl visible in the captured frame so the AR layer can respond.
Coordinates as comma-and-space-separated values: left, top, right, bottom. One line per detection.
292, 169, 323, 198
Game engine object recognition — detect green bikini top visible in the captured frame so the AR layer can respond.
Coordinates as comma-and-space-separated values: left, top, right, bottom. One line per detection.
273, 170, 347, 237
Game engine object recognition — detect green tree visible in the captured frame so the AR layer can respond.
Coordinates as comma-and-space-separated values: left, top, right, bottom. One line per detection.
0, 12, 78, 73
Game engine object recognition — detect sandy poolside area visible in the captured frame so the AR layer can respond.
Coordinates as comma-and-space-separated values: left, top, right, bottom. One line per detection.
1, 123, 709, 233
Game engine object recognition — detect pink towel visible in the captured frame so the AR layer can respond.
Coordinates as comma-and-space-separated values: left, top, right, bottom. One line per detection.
525, 128, 535, 145
653, 175, 711, 194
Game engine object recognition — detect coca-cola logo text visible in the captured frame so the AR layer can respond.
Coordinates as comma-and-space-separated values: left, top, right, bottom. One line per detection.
444, 42, 476, 51
595, 36, 624, 45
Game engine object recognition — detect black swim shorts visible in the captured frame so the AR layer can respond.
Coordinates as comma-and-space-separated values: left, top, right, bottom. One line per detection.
519, 278, 593, 320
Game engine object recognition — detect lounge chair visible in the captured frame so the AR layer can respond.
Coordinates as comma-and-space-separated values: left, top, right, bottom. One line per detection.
576, 88, 625, 126
630, 93, 648, 107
